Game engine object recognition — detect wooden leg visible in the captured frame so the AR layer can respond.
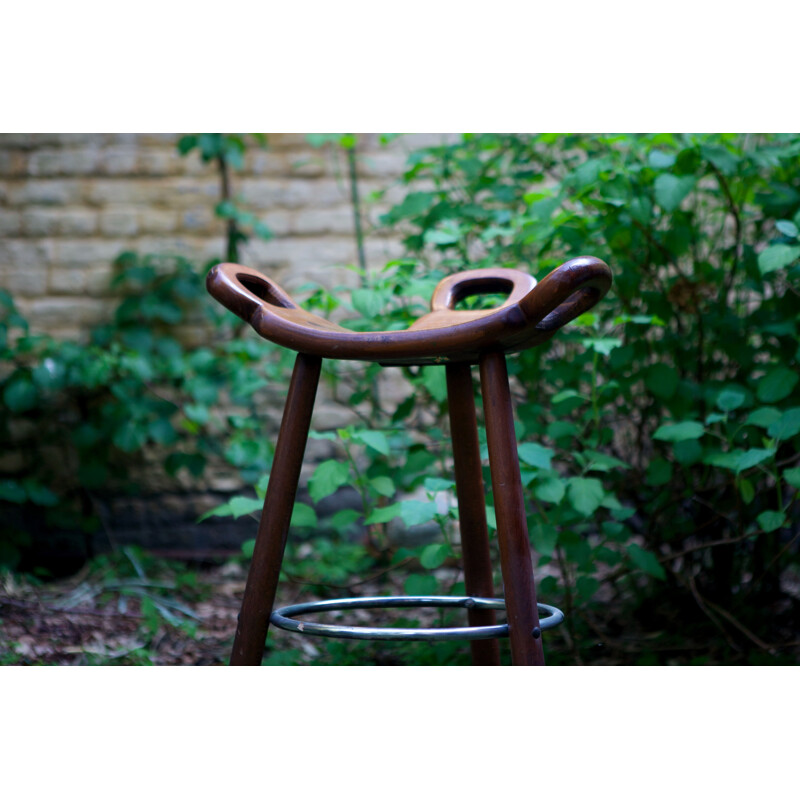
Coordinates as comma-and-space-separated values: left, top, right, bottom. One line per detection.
479, 351, 545, 665
230, 353, 322, 666
446, 363, 501, 666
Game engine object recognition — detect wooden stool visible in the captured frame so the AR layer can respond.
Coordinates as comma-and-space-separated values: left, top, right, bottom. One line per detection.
207, 256, 612, 665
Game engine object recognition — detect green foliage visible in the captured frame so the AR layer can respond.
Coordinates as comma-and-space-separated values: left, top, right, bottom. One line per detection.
0, 253, 290, 567
369, 132, 800, 658
176, 133, 272, 261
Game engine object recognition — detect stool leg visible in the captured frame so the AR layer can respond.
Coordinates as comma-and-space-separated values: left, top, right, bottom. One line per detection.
446, 363, 501, 666
230, 353, 322, 666
479, 350, 545, 666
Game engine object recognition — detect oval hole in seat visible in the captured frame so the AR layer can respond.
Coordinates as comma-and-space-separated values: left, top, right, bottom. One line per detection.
238, 274, 293, 308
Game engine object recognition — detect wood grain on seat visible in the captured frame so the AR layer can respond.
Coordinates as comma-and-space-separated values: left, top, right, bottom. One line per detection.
206, 257, 612, 366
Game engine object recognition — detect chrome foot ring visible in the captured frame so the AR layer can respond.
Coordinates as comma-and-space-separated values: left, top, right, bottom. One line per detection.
270, 595, 564, 642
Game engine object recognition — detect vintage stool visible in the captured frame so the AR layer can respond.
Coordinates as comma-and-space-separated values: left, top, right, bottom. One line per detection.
207, 256, 612, 666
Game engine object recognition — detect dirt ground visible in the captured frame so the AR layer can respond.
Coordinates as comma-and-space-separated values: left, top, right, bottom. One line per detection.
0, 559, 246, 665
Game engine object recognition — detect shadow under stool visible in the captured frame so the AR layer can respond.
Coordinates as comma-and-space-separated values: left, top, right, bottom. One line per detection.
207, 256, 612, 666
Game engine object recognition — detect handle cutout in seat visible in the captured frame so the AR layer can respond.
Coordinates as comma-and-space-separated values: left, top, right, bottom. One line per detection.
238, 273, 295, 309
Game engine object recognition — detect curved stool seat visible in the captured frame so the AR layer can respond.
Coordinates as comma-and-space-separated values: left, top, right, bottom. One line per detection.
206, 256, 612, 365
207, 256, 612, 666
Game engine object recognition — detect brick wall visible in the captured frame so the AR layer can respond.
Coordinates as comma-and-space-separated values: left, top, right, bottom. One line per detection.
1, 133, 450, 560
0, 132, 448, 339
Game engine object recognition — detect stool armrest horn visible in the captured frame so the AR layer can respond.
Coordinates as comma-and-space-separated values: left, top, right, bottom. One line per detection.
521, 256, 613, 332
206, 262, 298, 326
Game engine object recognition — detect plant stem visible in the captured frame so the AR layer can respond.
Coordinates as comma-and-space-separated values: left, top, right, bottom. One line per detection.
346, 140, 367, 284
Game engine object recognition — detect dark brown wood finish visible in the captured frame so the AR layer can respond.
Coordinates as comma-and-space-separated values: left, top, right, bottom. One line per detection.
230, 353, 322, 665
207, 257, 612, 366
208, 258, 612, 666
445, 363, 501, 666
480, 350, 545, 665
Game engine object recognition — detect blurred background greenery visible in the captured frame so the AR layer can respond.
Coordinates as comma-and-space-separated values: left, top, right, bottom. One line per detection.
2, 133, 799, 665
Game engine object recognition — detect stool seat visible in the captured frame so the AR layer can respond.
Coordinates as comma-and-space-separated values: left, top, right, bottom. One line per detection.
206, 256, 612, 365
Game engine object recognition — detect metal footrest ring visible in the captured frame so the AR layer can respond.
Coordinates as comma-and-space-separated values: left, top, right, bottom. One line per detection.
270, 595, 564, 642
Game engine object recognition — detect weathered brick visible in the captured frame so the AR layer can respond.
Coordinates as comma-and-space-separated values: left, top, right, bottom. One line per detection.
259, 210, 292, 237
0, 150, 29, 177
87, 179, 162, 206
56, 239, 123, 268
4, 266, 48, 296
7, 179, 83, 206
28, 149, 65, 176
291, 207, 354, 236
139, 148, 179, 176
59, 147, 102, 175
0, 210, 22, 236
180, 207, 215, 233
139, 133, 179, 147
22, 208, 62, 236
59, 209, 98, 236
54, 133, 101, 147
140, 209, 179, 234
164, 177, 219, 209
49, 266, 88, 294
357, 149, 409, 178
85, 264, 114, 296
100, 208, 139, 236
100, 147, 139, 175
25, 296, 109, 328
0, 239, 56, 267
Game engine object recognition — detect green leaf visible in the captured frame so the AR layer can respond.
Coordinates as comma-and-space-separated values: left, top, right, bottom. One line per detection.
25, 483, 58, 506
529, 520, 559, 557
4, 374, 37, 412
702, 451, 744, 471
229, 496, 263, 518
350, 429, 390, 456
757, 368, 799, 403
308, 460, 351, 503
581, 450, 630, 472
420, 367, 447, 403
645, 458, 673, 486
738, 478, 755, 505
648, 150, 676, 169
644, 363, 679, 400
113, 421, 147, 453
767, 408, 800, 440
716, 388, 746, 412
424, 228, 460, 246
0, 480, 27, 503
241, 538, 255, 559
654, 174, 695, 212
351, 288, 386, 319
566, 477, 605, 517
627, 543, 666, 580
420, 543, 449, 569
370, 476, 395, 497
404, 573, 438, 597
581, 337, 622, 356
576, 575, 600, 600
423, 477, 454, 493
757, 511, 786, 533
366, 500, 437, 527
533, 477, 565, 505
517, 442, 555, 470
758, 244, 800, 274
330, 509, 362, 531
776, 220, 799, 239
783, 467, 800, 489
291, 502, 317, 528
653, 421, 705, 442
735, 448, 775, 473
746, 407, 782, 428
